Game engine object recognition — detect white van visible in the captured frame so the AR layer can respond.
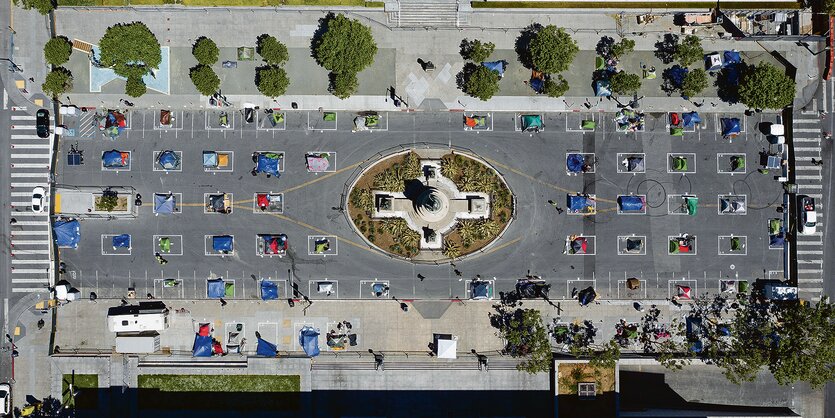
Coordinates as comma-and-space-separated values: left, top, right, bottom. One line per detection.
107, 301, 169, 333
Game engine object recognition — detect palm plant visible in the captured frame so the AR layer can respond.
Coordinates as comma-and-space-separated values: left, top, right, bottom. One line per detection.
440, 156, 461, 179
443, 237, 461, 259
350, 188, 374, 214
400, 229, 421, 249
477, 220, 501, 239
458, 220, 480, 245
402, 152, 422, 179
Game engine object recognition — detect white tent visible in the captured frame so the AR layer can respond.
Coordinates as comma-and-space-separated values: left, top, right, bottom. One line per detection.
435, 335, 457, 359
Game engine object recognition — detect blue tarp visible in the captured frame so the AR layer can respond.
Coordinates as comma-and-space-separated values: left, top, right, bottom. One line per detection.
102, 150, 127, 168
724, 65, 740, 86
112, 234, 130, 248
256, 337, 277, 357
723, 50, 741, 66
53, 219, 80, 248
202, 151, 217, 168
682, 112, 702, 128
154, 194, 175, 214
721, 118, 741, 137
568, 195, 591, 211
472, 282, 489, 298
207, 279, 225, 299
256, 153, 281, 178
260, 280, 279, 300
482, 61, 504, 77
594, 80, 611, 97
212, 235, 233, 252
618, 196, 645, 212
578, 287, 596, 306
192, 334, 213, 357
770, 234, 785, 246
158, 150, 179, 170
668, 66, 688, 88
299, 326, 320, 357
530, 77, 544, 93
566, 154, 585, 173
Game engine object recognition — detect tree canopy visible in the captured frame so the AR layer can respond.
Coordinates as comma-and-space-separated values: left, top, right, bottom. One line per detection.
542, 75, 569, 98
19, 0, 53, 15
256, 65, 290, 98
312, 14, 377, 75
491, 307, 552, 374
528, 25, 578, 73
460, 39, 495, 63
329, 71, 358, 100
41, 68, 72, 98
674, 35, 704, 67
681, 69, 708, 98
825, 0, 835, 15
609, 71, 642, 95
189, 65, 220, 96
98, 22, 162, 80
192, 37, 219, 66
738, 62, 796, 109
610, 38, 635, 59
463, 65, 500, 101
257, 34, 289, 66
44, 37, 72, 67
125, 76, 147, 98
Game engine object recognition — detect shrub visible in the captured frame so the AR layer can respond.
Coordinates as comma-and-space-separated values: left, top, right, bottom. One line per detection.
44, 37, 72, 67
41, 67, 72, 98
329, 71, 358, 99
255, 65, 290, 98
192, 37, 219, 66
542, 75, 569, 98
125, 76, 147, 98
256, 34, 289, 66
189, 65, 220, 96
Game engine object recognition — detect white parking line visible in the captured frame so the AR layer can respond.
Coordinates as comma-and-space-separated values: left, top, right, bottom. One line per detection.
11, 279, 49, 284
12, 288, 48, 293
797, 250, 824, 255
11, 143, 50, 148
10, 259, 49, 264
11, 115, 35, 120
11, 163, 49, 168
11, 172, 49, 178
11, 154, 49, 159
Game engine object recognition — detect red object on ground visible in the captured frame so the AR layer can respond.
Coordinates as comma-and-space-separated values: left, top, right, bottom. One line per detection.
677, 285, 692, 299
212, 340, 223, 354
269, 238, 279, 253
670, 113, 680, 126
257, 193, 269, 208
198, 323, 210, 337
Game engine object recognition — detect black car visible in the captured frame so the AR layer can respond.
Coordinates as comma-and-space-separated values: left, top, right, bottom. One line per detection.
36, 109, 50, 138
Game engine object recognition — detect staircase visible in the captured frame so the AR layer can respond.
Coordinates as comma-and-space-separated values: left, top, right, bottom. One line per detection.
72, 39, 93, 54
388, 1, 465, 28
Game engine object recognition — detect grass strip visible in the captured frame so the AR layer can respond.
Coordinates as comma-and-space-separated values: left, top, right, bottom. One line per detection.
471, 1, 800, 9
138, 374, 301, 392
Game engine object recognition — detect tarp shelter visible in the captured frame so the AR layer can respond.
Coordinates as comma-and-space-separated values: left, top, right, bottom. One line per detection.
682, 112, 702, 128
566, 154, 585, 173
256, 153, 282, 178
569, 236, 588, 254
212, 235, 233, 253
315, 239, 330, 253
677, 285, 692, 299
581, 120, 597, 130
154, 194, 176, 214
625, 238, 644, 253
102, 150, 129, 168
208, 194, 227, 213
530, 77, 544, 93
685, 196, 698, 216
323, 112, 336, 122
112, 234, 130, 248
723, 50, 741, 66
160, 109, 172, 126
157, 150, 180, 170
434, 334, 458, 359
670, 236, 694, 253
471, 281, 490, 300
618, 195, 645, 212
516, 279, 549, 298
99, 110, 127, 138
770, 234, 785, 247
626, 278, 641, 290
614, 109, 644, 132
705, 53, 723, 71
299, 326, 320, 357
672, 156, 688, 171
521, 115, 543, 132
670, 113, 681, 126
671, 127, 684, 136
594, 80, 612, 97
578, 287, 596, 306
264, 234, 288, 254
720, 198, 745, 214
306, 154, 330, 172
192, 334, 213, 357
464, 115, 487, 129
730, 155, 745, 171
207, 279, 225, 299
624, 156, 645, 172
159, 237, 171, 253
256, 336, 277, 357
482, 61, 505, 77
568, 195, 595, 213
203, 151, 218, 168
721, 118, 741, 137
54, 219, 80, 248
260, 280, 279, 300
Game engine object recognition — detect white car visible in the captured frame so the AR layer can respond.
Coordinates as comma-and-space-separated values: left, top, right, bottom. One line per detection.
800, 210, 817, 235
31, 187, 45, 213
0, 383, 11, 416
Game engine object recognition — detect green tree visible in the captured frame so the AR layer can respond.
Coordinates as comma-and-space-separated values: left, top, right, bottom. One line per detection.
674, 35, 703, 67
680, 68, 708, 98
460, 39, 495, 62
825, 0, 835, 15
589, 340, 621, 369
765, 298, 835, 388
189, 65, 220, 96
329, 71, 358, 100
529, 25, 578, 73
18, 0, 53, 15
98, 22, 161, 80
463, 65, 500, 101
125, 76, 147, 98
609, 71, 642, 95
192, 37, 219, 66
610, 38, 635, 59
542, 75, 569, 98
738, 62, 796, 110
491, 308, 552, 374
43, 36, 72, 67
256, 65, 290, 98
312, 14, 377, 75
41, 68, 72, 98
257, 34, 289, 66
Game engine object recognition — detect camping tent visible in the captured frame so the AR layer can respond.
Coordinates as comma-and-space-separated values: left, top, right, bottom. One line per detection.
720, 198, 745, 214
160, 109, 172, 126
256, 153, 281, 178
705, 53, 723, 71
730, 155, 745, 171
256, 336, 278, 357
264, 235, 288, 254
618, 196, 645, 212
192, 334, 213, 357
260, 280, 279, 300
677, 285, 692, 299
435, 334, 458, 359
770, 234, 785, 247
299, 326, 320, 357
306, 154, 330, 172
667, 66, 689, 88
682, 112, 702, 128
158, 150, 180, 170
482, 61, 505, 77
671, 127, 684, 136
569, 237, 588, 254
203, 151, 218, 168
568, 195, 594, 213
723, 50, 741, 66
315, 239, 330, 254
471, 281, 490, 300
99, 110, 127, 138
672, 156, 688, 171
625, 238, 643, 253
566, 154, 585, 173
578, 287, 596, 306
102, 150, 128, 168
594, 80, 612, 97
54, 219, 80, 248
685, 197, 698, 216
721, 118, 741, 137
208, 194, 227, 213
154, 194, 176, 214
207, 279, 225, 299
521, 115, 543, 132
624, 156, 644, 172
212, 235, 233, 252
112, 234, 131, 248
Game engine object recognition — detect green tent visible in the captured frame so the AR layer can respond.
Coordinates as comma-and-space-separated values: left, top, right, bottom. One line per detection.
315, 239, 330, 253
731, 155, 745, 171
669, 239, 680, 254
595, 56, 605, 70
272, 113, 284, 124
738, 280, 749, 293
769, 218, 782, 235
237, 47, 255, 61
224, 282, 235, 297
671, 127, 684, 136
685, 197, 698, 216
730, 236, 741, 251
581, 120, 596, 130
521, 115, 543, 131
159, 237, 171, 253
323, 112, 337, 121
672, 157, 688, 171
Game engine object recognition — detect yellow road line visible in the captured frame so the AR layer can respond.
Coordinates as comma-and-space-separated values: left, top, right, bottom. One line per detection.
481, 157, 616, 204
281, 162, 362, 194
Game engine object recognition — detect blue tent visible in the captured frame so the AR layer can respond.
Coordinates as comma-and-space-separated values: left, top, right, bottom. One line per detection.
723, 50, 741, 66
256, 153, 281, 178
668, 66, 689, 88
202, 151, 217, 168
682, 112, 702, 128
212, 235, 233, 252
721, 118, 741, 137
158, 150, 180, 170
724, 65, 740, 86
299, 326, 320, 357
566, 154, 585, 173
594, 80, 611, 97
578, 287, 596, 306
207, 278, 225, 299
256, 336, 277, 357
260, 280, 279, 300
53, 220, 80, 248
112, 234, 130, 248
568, 195, 591, 212
618, 196, 645, 212
482, 61, 504, 77
192, 334, 213, 357
102, 150, 126, 168
770, 234, 785, 246
530, 77, 544, 93
154, 194, 175, 214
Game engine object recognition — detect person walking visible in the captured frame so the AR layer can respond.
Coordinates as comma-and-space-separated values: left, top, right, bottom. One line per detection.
548, 200, 564, 214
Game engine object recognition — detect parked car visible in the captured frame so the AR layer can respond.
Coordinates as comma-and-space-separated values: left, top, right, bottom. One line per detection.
31, 186, 45, 213
799, 196, 817, 235
36, 109, 50, 138
0, 382, 11, 416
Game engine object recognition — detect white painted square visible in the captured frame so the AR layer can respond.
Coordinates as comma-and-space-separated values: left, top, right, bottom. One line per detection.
718, 235, 748, 255
463, 113, 492, 132
254, 151, 285, 172
563, 235, 595, 255
152, 192, 182, 215
617, 153, 646, 174
668, 235, 697, 255
668, 279, 698, 300
307, 111, 338, 131
205, 110, 235, 130
153, 275, 185, 299
565, 152, 596, 175
101, 234, 131, 256
305, 152, 336, 173
204, 193, 233, 214
360, 280, 390, 299
566, 279, 596, 299
252, 192, 284, 214
152, 150, 183, 172
258, 110, 287, 131
717, 194, 747, 215
667, 153, 696, 174
717, 153, 746, 174
205, 234, 235, 257
618, 235, 647, 255
617, 276, 647, 299
101, 150, 131, 172
154, 109, 183, 130
616, 194, 647, 215
153, 234, 183, 256
667, 194, 698, 215
309, 279, 338, 297
203, 151, 234, 173
308, 235, 337, 256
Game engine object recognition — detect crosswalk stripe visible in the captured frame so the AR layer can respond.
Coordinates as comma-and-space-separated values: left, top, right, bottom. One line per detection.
12, 249, 49, 255
795, 165, 822, 170
794, 128, 821, 132
796, 241, 823, 245
797, 250, 824, 254
11, 269, 48, 274
12, 279, 49, 284
10, 260, 50, 265
798, 269, 823, 273
11, 172, 49, 178
10, 183, 47, 188
11, 154, 49, 159
798, 259, 823, 264
803, 194, 823, 199
798, 184, 823, 189
794, 147, 821, 152
798, 278, 824, 283
798, 288, 823, 293
11, 192, 35, 197
10, 221, 47, 226
795, 175, 822, 180
11, 115, 35, 120
12, 240, 49, 245
12, 288, 48, 293
10, 125, 34, 130
10, 135, 44, 140
794, 119, 819, 124
11, 143, 50, 149
11, 163, 49, 168
793, 138, 821, 142
12, 231, 49, 235
9, 202, 29, 207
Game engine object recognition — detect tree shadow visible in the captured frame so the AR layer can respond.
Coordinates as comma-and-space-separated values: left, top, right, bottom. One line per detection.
514, 23, 542, 70
455, 62, 478, 92
715, 62, 748, 104
596, 36, 615, 60
310, 12, 335, 66
654, 33, 679, 64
